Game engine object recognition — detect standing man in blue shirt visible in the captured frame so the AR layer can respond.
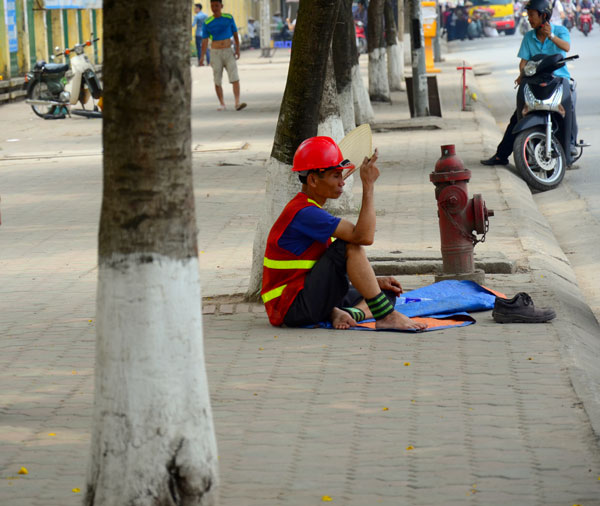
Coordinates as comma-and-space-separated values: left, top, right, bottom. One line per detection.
481, 0, 576, 166
199, 0, 247, 111
193, 3, 209, 66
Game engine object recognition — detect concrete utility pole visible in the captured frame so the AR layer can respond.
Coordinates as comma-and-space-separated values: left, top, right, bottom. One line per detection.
434, 2, 442, 62
410, 0, 429, 116
260, 0, 271, 57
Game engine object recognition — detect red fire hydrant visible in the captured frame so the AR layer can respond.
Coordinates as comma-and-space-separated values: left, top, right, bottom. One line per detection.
429, 144, 494, 284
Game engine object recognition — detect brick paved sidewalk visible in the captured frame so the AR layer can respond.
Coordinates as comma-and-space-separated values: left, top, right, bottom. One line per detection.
1, 49, 600, 506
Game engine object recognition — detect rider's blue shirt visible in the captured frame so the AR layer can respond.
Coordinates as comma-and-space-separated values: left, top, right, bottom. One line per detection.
202, 14, 238, 41
518, 24, 571, 79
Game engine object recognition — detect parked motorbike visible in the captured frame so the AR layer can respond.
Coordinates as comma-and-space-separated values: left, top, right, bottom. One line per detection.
577, 7, 593, 35
512, 53, 588, 191
23, 36, 102, 119
355, 20, 367, 54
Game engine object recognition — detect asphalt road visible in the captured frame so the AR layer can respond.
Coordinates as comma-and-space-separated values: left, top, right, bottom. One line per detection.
447, 27, 600, 320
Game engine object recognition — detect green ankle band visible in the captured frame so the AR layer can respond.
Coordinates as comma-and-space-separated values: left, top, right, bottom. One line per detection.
342, 307, 366, 323
366, 292, 394, 320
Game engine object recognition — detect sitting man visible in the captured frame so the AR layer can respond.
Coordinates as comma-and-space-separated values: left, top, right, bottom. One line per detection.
261, 136, 427, 331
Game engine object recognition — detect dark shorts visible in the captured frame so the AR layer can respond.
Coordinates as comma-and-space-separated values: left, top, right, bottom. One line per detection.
283, 240, 396, 327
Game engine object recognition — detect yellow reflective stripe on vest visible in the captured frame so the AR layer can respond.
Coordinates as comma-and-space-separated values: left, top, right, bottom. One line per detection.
261, 284, 287, 303
263, 257, 317, 270
306, 198, 321, 208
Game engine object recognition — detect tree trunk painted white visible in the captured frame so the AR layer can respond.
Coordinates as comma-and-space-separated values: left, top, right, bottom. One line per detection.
86, 1, 218, 503
368, 47, 391, 102
318, 51, 354, 214
332, 0, 357, 135
248, 158, 299, 298
317, 115, 345, 142
337, 82, 356, 135
318, 49, 345, 143
88, 254, 218, 505
387, 39, 405, 91
352, 64, 375, 125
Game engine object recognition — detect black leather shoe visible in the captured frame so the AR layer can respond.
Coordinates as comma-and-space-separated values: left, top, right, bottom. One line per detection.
480, 155, 509, 166
492, 292, 556, 323
570, 145, 578, 157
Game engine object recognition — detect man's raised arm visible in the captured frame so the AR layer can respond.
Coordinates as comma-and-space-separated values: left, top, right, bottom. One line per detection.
333, 149, 380, 245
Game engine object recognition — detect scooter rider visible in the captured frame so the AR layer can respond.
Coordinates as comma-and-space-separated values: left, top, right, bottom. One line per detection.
481, 0, 578, 166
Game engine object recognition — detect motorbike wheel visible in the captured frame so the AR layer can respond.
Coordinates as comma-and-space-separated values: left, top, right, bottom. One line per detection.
583, 24, 589, 35
29, 81, 56, 118
505, 28, 516, 35
357, 38, 367, 54
513, 128, 566, 191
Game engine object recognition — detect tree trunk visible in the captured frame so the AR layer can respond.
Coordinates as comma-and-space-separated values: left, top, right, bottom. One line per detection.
320, 48, 355, 214
247, 0, 341, 299
410, 0, 429, 116
260, 0, 271, 57
367, 0, 390, 102
85, 1, 218, 504
318, 48, 345, 143
352, 66, 375, 125
397, 0, 406, 90
385, 0, 404, 91
332, 0, 356, 135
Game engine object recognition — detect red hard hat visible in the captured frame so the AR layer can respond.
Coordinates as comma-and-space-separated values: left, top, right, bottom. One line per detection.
291, 136, 355, 173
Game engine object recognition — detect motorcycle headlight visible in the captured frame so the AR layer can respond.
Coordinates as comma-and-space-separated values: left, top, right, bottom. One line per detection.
524, 60, 540, 77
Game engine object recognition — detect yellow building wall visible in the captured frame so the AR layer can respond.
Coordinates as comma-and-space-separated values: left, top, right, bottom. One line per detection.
94, 9, 103, 63
34, 9, 48, 62
15, 0, 27, 73
50, 9, 64, 56
81, 9, 92, 41
66, 9, 78, 47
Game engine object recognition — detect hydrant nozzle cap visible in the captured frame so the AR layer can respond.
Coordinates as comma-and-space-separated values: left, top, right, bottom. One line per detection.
441, 144, 456, 157
431, 144, 471, 183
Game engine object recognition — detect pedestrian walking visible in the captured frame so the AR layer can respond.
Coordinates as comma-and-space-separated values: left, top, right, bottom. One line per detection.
193, 3, 209, 66
199, 0, 246, 111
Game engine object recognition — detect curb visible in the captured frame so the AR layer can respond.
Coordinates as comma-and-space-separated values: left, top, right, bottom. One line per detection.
468, 64, 600, 438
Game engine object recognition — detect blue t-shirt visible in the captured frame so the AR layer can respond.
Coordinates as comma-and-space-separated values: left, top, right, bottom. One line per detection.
193, 11, 208, 37
202, 14, 238, 41
278, 205, 341, 256
518, 24, 571, 79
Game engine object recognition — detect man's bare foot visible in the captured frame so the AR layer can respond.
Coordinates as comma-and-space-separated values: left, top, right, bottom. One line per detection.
376, 310, 427, 331
331, 307, 357, 330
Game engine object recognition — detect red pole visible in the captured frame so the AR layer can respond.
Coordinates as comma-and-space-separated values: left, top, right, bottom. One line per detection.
456, 61, 472, 111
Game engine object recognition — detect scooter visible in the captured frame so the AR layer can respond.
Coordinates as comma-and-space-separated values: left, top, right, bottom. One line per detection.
577, 7, 593, 35
355, 20, 367, 54
519, 10, 531, 34
563, 6, 575, 31
24, 36, 102, 119
512, 53, 588, 191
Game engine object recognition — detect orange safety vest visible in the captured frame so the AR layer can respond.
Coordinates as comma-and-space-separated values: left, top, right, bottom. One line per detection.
261, 192, 332, 326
